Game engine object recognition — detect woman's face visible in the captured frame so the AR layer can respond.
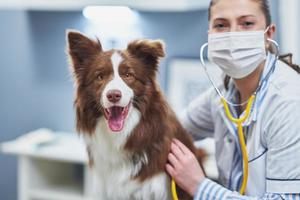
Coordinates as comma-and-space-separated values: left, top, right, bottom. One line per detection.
209, 0, 267, 33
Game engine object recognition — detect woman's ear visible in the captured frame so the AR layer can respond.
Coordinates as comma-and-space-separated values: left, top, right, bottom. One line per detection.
265, 24, 276, 51
266, 24, 276, 39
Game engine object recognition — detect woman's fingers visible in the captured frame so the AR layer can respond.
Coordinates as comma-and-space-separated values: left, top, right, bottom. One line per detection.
166, 163, 175, 177
170, 141, 185, 160
173, 139, 191, 155
166, 139, 206, 197
168, 152, 179, 167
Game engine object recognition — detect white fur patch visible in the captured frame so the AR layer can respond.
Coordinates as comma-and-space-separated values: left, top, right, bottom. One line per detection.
84, 107, 171, 199
101, 52, 133, 109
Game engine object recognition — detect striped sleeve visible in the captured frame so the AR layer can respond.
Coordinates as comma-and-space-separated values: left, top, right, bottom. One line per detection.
194, 178, 300, 200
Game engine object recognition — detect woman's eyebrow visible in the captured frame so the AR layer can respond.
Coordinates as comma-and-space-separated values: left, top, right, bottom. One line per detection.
212, 14, 257, 23
239, 15, 256, 19
213, 15, 256, 20
213, 17, 228, 22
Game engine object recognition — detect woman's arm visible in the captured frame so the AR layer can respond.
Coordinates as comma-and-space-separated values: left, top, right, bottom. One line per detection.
166, 139, 300, 200
195, 178, 298, 200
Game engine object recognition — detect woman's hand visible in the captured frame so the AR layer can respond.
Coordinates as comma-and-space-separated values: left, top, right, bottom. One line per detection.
166, 139, 206, 196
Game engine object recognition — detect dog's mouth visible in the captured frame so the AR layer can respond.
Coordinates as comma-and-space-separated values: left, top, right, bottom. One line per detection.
104, 103, 130, 132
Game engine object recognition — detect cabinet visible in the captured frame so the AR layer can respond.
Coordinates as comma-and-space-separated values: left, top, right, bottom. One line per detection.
18, 157, 93, 200
1, 129, 94, 200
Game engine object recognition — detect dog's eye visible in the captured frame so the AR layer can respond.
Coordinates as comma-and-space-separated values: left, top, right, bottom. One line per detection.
96, 74, 104, 81
121, 72, 134, 82
125, 73, 133, 78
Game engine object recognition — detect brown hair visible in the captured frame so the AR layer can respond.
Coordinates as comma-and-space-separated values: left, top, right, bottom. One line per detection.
208, 0, 300, 89
209, 0, 271, 26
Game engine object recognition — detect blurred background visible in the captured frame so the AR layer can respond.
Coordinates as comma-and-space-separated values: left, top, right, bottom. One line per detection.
0, 0, 298, 199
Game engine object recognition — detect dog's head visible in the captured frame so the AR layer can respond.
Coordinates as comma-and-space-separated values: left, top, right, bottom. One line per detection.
67, 30, 165, 134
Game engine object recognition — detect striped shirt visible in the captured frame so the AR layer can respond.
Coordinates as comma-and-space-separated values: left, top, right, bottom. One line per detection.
195, 178, 300, 200
181, 53, 300, 199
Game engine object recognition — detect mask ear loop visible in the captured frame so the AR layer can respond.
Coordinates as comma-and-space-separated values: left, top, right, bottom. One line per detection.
264, 26, 270, 34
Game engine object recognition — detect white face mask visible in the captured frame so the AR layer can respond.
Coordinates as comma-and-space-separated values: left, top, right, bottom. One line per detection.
208, 29, 268, 79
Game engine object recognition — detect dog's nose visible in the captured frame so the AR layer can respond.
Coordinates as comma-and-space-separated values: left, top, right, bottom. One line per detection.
107, 90, 122, 103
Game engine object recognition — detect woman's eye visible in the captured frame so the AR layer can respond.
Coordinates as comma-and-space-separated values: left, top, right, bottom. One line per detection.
213, 23, 229, 32
242, 21, 254, 27
214, 23, 225, 29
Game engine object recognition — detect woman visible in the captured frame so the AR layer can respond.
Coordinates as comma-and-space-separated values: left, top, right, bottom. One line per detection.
166, 0, 300, 199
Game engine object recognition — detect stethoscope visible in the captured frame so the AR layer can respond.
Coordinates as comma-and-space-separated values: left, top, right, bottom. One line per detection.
171, 39, 279, 200
199, 38, 279, 195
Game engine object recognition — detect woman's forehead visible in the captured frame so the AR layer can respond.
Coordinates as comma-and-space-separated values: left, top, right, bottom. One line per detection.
210, 0, 263, 20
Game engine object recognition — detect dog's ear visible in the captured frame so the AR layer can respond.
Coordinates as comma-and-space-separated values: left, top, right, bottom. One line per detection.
127, 39, 165, 69
67, 30, 102, 62
67, 30, 102, 64
66, 30, 102, 78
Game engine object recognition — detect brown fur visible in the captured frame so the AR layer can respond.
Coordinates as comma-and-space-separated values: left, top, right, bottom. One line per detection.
67, 30, 205, 200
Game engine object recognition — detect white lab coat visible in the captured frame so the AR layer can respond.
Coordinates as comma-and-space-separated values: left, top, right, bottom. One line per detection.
181, 54, 300, 196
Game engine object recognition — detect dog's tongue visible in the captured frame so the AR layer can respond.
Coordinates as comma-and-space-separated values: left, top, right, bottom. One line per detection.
108, 107, 124, 132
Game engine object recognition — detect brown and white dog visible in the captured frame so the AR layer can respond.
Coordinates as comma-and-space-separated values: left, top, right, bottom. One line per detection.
66, 30, 204, 200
